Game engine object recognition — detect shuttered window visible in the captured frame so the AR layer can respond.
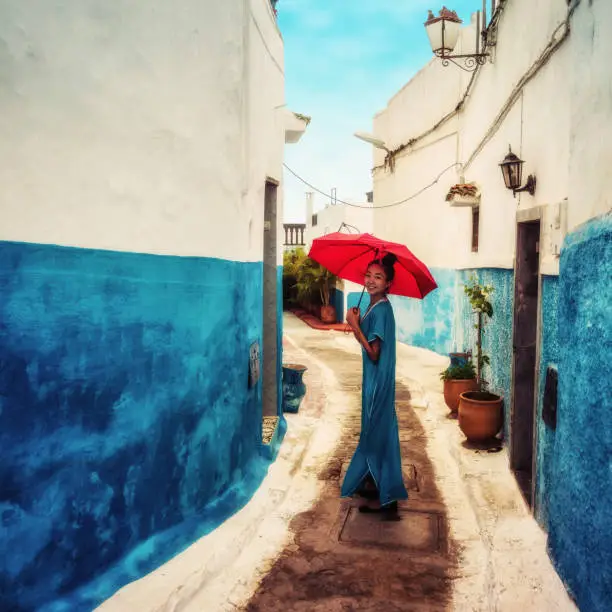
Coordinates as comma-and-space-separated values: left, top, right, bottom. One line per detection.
472, 207, 480, 252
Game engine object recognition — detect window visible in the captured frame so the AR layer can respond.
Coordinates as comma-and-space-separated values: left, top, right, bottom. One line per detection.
471, 207, 480, 252
312, 214, 318, 227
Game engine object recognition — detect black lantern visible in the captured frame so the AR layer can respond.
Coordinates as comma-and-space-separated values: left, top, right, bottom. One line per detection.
499, 146, 536, 197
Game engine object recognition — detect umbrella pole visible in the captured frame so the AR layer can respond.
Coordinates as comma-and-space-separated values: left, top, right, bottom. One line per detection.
356, 286, 367, 311
345, 287, 367, 335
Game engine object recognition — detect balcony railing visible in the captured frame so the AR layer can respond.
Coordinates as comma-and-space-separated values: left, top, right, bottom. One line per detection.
284, 223, 305, 247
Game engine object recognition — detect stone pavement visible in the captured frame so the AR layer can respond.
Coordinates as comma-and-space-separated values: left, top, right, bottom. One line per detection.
98, 313, 577, 611
243, 319, 453, 611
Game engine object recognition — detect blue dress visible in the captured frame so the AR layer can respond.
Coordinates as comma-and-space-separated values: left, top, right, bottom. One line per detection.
341, 298, 408, 506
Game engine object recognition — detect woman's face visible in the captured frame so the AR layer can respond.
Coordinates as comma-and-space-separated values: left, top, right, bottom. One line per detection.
365, 263, 390, 297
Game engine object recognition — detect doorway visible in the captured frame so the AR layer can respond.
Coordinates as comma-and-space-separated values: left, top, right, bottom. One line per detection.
511, 219, 541, 508
263, 180, 279, 417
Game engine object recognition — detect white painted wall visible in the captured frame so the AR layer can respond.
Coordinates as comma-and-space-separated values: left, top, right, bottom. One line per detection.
302, 192, 373, 318
303, 194, 373, 249
0, 0, 286, 264
370, 0, 600, 275
568, 0, 612, 231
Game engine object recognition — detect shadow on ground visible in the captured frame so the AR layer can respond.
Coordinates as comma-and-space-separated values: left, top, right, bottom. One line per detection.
244, 341, 457, 612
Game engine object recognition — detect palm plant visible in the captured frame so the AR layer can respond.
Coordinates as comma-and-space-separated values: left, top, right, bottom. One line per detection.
282, 248, 306, 308
295, 257, 336, 307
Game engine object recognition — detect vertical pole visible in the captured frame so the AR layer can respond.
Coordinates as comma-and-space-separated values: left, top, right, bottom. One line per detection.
477, 311, 483, 389
442, 18, 446, 56
475, 10, 481, 55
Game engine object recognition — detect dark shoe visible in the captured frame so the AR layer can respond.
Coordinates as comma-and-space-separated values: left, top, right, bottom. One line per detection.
381, 501, 400, 522
358, 504, 383, 513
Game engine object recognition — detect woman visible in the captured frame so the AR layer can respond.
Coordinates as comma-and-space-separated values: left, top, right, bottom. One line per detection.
341, 253, 408, 521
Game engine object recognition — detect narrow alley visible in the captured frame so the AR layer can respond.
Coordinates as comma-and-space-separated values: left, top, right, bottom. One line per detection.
180, 314, 576, 612
2, 2, 610, 610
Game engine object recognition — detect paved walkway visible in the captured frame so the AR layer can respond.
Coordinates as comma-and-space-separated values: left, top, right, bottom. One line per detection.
99, 313, 577, 611
245, 319, 452, 611
240, 315, 576, 611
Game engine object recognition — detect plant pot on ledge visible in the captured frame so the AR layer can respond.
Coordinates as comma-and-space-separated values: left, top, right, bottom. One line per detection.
458, 391, 503, 441
320, 304, 337, 324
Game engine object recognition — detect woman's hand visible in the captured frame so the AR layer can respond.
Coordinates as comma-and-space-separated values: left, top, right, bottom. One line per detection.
346, 308, 381, 363
346, 307, 361, 330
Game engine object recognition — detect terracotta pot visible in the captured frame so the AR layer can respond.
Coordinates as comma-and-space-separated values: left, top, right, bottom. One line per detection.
320, 305, 337, 324
443, 378, 478, 413
458, 391, 503, 441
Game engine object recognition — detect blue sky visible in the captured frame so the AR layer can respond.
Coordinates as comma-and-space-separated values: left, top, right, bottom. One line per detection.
279, 0, 480, 222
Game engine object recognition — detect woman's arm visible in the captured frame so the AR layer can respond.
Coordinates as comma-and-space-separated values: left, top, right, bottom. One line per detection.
346, 307, 381, 363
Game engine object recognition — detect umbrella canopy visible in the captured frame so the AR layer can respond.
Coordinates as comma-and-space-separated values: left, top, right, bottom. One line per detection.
308, 232, 437, 299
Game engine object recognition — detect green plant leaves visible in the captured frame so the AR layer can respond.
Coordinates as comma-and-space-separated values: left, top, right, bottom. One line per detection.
440, 361, 477, 381
283, 249, 337, 306
463, 274, 495, 392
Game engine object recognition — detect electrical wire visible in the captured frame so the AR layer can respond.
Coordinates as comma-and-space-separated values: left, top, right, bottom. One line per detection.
283, 162, 463, 209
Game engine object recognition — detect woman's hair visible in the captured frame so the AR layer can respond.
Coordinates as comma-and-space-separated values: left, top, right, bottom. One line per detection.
368, 252, 397, 282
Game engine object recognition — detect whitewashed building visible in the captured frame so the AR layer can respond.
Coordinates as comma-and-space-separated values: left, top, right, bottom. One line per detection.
0, 1, 307, 609
303, 192, 374, 322
361, 1, 611, 609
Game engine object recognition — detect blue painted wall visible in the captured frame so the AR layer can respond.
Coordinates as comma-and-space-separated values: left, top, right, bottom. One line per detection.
547, 215, 612, 612
390, 267, 457, 356
534, 275, 560, 528
0, 241, 272, 611
348, 268, 456, 355
277, 265, 284, 416
347, 290, 366, 317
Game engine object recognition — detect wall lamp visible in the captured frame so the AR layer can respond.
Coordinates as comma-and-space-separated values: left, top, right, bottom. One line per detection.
424, 6, 490, 73
354, 131, 390, 153
499, 146, 536, 197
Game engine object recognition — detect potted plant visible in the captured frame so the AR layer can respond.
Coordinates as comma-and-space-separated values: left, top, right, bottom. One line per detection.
457, 275, 504, 441
318, 267, 337, 324
440, 360, 478, 414
295, 257, 337, 324
445, 183, 480, 208
282, 248, 305, 310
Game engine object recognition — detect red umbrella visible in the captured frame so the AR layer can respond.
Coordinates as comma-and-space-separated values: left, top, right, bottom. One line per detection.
308, 232, 437, 299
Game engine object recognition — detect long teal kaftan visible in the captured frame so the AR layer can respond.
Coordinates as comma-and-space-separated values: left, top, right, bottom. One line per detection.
340, 299, 408, 506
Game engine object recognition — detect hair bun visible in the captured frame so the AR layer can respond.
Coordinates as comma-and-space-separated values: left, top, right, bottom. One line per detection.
382, 253, 397, 267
